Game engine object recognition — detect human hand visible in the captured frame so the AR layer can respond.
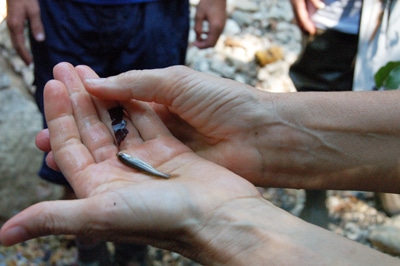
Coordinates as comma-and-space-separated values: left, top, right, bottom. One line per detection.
6, 0, 45, 65
82, 66, 400, 193
0, 62, 264, 264
290, 0, 325, 35
83, 65, 271, 185
1, 64, 399, 265
192, 0, 226, 49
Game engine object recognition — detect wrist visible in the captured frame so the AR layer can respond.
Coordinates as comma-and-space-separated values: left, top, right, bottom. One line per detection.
180, 196, 399, 265
183, 197, 274, 265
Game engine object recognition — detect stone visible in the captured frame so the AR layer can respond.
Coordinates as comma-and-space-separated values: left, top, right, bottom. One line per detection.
230, 10, 253, 27
378, 193, 400, 216
0, 73, 10, 89
230, 0, 259, 12
255, 46, 284, 66
223, 18, 241, 36
369, 215, 400, 256
0, 87, 62, 224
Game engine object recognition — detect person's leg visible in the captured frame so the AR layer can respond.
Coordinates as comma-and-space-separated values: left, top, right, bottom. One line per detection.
31, 1, 117, 264
31, 0, 116, 185
114, 244, 149, 266
289, 29, 358, 92
299, 190, 329, 229
101, 2, 189, 264
109, 0, 190, 74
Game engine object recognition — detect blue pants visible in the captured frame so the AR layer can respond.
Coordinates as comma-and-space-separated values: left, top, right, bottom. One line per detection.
30, 0, 190, 185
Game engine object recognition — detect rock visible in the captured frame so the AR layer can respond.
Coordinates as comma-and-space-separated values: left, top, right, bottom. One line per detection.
230, 10, 253, 27
0, 73, 10, 89
229, 0, 259, 12
378, 193, 400, 216
0, 21, 35, 94
265, 2, 294, 21
255, 46, 284, 66
223, 18, 242, 36
186, 0, 300, 93
0, 20, 62, 225
369, 215, 400, 256
0, 87, 62, 224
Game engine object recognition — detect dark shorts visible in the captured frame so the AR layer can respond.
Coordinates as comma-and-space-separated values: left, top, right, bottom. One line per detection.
30, 0, 189, 185
289, 29, 358, 92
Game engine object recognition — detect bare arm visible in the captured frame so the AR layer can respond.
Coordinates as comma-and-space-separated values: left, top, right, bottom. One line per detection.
84, 66, 400, 193
254, 90, 400, 192
0, 63, 398, 265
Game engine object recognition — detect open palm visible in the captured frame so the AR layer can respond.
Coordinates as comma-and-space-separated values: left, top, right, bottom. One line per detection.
0, 63, 261, 254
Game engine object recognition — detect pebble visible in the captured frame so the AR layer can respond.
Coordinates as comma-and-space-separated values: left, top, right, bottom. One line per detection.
0, 73, 10, 90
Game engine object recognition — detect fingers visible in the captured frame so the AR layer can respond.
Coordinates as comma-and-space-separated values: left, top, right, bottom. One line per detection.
192, 0, 226, 49
310, 0, 326, 9
75, 65, 145, 149
290, 0, 317, 35
84, 65, 256, 137
35, 129, 51, 152
193, 20, 223, 49
6, 13, 32, 65
53, 63, 117, 163
84, 66, 181, 103
35, 129, 60, 171
114, 96, 186, 170
43, 78, 95, 186
193, 10, 210, 48
83, 66, 209, 135
27, 0, 46, 43
84, 65, 233, 111
123, 100, 173, 142
6, 0, 44, 65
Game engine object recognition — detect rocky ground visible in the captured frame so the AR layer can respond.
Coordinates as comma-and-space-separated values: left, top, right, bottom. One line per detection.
1, 0, 400, 265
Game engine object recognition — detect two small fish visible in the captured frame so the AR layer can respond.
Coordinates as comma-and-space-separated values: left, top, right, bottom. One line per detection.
116, 152, 171, 179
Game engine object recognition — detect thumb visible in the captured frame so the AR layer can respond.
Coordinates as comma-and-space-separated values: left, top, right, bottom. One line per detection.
0, 199, 94, 246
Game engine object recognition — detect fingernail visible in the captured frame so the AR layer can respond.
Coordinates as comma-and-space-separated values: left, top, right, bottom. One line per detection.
35, 33, 45, 42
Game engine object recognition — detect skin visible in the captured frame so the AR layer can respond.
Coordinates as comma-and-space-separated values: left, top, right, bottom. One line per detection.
79, 65, 400, 193
290, 0, 326, 34
0, 63, 399, 265
6, 0, 44, 64
193, 0, 226, 49
6, 0, 226, 65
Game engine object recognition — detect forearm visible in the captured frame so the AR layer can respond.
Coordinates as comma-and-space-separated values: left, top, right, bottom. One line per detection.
183, 197, 398, 265
255, 90, 400, 192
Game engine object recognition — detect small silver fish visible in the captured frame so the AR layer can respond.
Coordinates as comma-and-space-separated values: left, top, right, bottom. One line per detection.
116, 152, 171, 179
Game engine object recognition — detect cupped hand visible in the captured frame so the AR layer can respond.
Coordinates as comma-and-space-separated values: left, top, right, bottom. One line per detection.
0, 63, 261, 263
83, 65, 272, 184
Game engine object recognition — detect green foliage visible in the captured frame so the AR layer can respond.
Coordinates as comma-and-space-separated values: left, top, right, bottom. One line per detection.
374, 61, 400, 90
